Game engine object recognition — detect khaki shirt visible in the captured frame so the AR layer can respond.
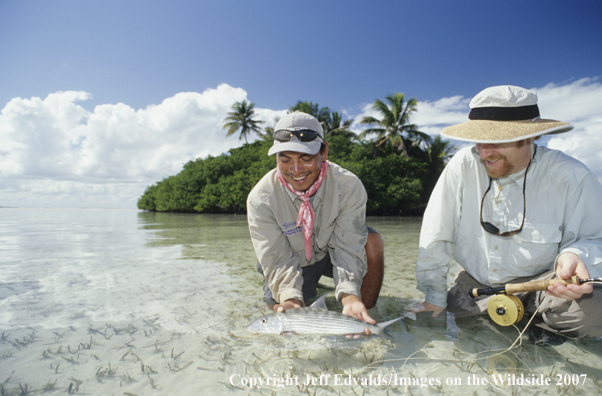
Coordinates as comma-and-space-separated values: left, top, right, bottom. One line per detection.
247, 162, 368, 304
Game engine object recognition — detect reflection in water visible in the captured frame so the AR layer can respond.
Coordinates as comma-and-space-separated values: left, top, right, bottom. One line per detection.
0, 209, 599, 395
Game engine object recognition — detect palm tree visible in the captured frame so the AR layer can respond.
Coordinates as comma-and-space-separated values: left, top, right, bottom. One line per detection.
324, 112, 357, 140
423, 135, 457, 202
223, 100, 264, 144
427, 135, 456, 171
289, 101, 331, 131
359, 93, 431, 156
259, 116, 280, 142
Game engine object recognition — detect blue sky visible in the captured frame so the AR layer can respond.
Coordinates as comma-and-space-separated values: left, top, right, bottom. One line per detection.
1, 1, 601, 208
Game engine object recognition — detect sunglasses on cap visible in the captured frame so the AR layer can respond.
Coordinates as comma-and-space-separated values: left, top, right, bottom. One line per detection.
273, 129, 323, 143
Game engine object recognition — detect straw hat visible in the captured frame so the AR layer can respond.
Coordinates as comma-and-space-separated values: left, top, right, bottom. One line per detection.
441, 85, 573, 143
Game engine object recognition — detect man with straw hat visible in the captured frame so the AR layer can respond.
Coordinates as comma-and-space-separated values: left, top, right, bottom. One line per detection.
415, 85, 602, 345
247, 111, 384, 327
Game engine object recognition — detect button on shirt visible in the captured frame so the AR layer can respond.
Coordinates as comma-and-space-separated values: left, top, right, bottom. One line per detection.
416, 146, 602, 308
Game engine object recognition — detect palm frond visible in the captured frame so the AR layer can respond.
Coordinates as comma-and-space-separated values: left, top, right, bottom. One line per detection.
222, 100, 265, 143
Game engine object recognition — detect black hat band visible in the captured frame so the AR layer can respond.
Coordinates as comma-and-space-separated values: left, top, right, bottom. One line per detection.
469, 104, 540, 121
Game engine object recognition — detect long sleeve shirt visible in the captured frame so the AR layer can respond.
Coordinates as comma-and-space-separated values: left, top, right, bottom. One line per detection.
247, 162, 368, 304
416, 145, 602, 308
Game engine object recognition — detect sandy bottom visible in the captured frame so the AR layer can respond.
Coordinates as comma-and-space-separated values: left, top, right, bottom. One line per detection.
0, 210, 600, 395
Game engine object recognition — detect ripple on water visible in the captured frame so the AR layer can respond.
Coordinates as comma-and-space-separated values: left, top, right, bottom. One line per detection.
0, 210, 600, 395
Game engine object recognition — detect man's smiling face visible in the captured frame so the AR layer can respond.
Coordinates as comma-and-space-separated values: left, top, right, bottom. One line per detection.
276, 144, 329, 192
476, 140, 532, 178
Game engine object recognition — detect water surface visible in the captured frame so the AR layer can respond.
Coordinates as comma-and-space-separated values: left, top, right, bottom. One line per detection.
0, 209, 600, 395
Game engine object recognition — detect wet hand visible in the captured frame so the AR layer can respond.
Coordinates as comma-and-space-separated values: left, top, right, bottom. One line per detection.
341, 294, 375, 337
410, 301, 445, 318
547, 253, 593, 301
273, 298, 303, 313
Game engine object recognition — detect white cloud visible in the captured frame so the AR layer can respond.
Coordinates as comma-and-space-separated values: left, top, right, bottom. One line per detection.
2, 79, 601, 209
346, 79, 602, 182
255, 108, 287, 128
413, 95, 470, 136
0, 84, 283, 209
536, 78, 602, 180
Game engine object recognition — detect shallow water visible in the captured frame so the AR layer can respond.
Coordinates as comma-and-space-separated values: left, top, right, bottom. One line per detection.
0, 209, 600, 395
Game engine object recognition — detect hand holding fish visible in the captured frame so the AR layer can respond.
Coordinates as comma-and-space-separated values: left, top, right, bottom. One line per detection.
246, 294, 415, 336
273, 298, 303, 313
341, 293, 375, 335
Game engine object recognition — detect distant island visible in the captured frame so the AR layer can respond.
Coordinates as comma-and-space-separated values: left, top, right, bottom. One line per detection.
137, 97, 455, 216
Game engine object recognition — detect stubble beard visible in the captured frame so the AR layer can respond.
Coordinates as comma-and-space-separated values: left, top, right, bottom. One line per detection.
482, 156, 514, 179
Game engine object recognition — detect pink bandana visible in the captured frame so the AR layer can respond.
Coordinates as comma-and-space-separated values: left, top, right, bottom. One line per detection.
277, 160, 329, 260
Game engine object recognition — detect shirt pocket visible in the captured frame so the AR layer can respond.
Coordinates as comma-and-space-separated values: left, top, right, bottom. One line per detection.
510, 223, 562, 274
314, 221, 334, 251
285, 227, 305, 252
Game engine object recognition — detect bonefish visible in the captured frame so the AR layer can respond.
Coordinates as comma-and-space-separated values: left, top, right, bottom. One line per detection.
245, 294, 415, 336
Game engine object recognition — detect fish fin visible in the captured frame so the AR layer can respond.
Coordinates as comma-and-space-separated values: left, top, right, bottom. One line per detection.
308, 294, 329, 310
377, 312, 416, 330
281, 331, 297, 336
376, 317, 403, 330
404, 312, 417, 321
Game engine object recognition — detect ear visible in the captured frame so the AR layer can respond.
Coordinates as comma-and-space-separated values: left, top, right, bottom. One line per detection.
321, 142, 329, 161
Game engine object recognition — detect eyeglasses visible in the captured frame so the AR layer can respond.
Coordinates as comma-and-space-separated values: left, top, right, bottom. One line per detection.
480, 161, 531, 237
273, 129, 323, 143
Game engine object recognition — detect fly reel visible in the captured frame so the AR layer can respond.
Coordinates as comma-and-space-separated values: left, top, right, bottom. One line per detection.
486, 294, 524, 326
470, 275, 583, 327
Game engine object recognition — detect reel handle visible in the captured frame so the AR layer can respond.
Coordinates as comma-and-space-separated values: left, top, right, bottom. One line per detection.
504, 275, 580, 294
469, 275, 580, 297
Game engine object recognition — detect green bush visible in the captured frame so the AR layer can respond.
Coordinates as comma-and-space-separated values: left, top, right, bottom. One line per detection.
138, 135, 442, 216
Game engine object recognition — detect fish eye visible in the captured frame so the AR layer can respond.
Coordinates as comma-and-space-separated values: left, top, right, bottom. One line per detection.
261, 318, 267, 324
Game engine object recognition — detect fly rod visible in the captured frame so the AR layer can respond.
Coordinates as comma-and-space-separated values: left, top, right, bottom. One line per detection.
468, 276, 602, 326
469, 275, 582, 298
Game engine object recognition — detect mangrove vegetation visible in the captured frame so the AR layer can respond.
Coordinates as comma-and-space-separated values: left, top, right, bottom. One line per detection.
137, 94, 456, 216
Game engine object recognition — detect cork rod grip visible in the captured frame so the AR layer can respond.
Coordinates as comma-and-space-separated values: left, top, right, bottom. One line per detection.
504, 275, 580, 294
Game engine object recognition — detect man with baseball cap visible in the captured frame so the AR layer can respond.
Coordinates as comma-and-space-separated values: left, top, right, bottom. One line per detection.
247, 111, 384, 325
415, 85, 602, 345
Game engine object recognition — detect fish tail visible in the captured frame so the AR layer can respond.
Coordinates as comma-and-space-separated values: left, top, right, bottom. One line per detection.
376, 317, 402, 330
377, 312, 416, 330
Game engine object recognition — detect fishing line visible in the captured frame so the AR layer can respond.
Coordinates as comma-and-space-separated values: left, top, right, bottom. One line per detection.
471, 276, 602, 327
358, 318, 527, 372
360, 277, 602, 373
357, 301, 558, 375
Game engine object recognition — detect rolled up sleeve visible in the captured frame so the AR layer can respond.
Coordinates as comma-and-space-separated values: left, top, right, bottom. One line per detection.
328, 180, 368, 301
557, 171, 602, 278
416, 153, 463, 308
247, 190, 304, 304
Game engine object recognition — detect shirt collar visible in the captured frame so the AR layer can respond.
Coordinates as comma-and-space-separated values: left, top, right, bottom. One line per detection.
279, 169, 328, 205
492, 145, 538, 188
